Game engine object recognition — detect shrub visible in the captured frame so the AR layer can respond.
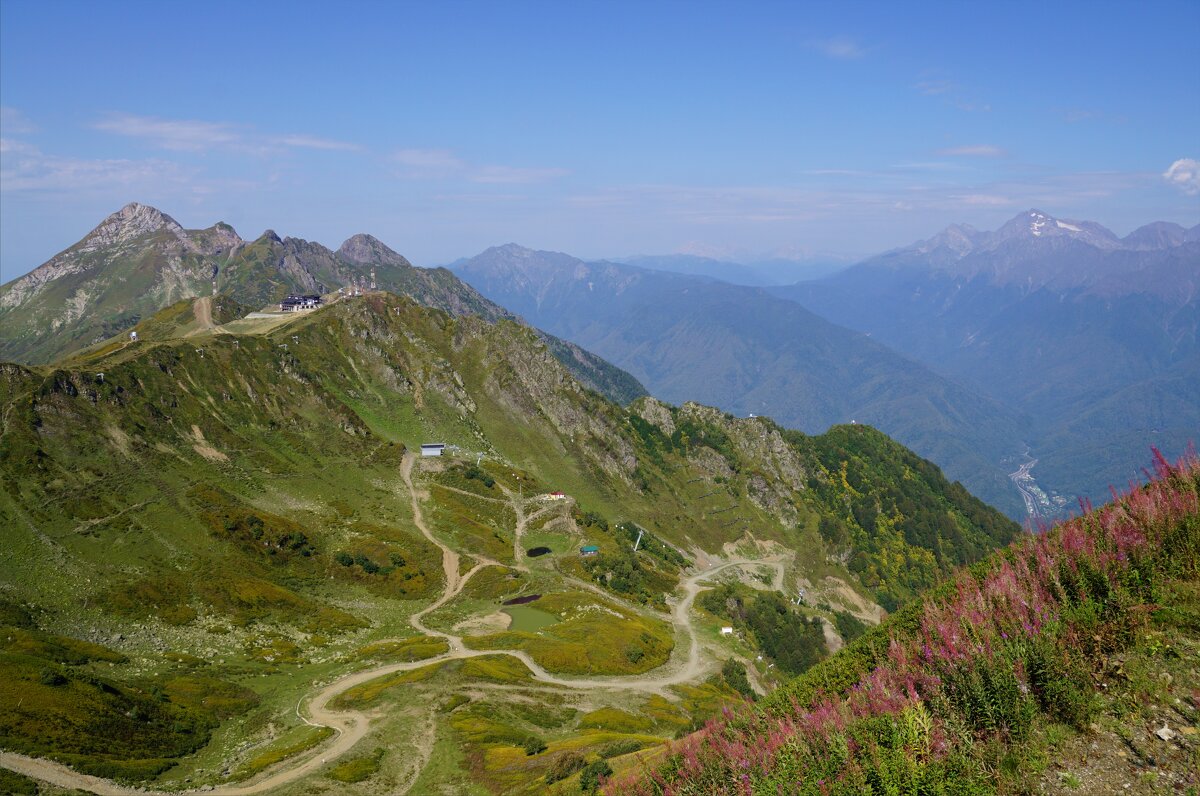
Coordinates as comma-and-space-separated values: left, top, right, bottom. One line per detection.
600, 739, 646, 759
544, 751, 586, 783
833, 609, 869, 643
328, 747, 384, 783
580, 759, 613, 792
720, 658, 754, 700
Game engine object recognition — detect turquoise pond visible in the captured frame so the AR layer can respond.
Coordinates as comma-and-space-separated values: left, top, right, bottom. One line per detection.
503, 605, 560, 632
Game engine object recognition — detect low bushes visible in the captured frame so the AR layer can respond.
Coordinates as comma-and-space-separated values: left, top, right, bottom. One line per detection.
608, 451, 1199, 794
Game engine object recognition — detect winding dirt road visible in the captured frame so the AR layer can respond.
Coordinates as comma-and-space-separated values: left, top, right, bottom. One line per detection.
0, 454, 786, 795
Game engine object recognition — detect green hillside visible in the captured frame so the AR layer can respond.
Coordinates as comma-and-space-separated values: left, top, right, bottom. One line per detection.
453, 244, 1028, 518
608, 453, 1200, 795
0, 294, 1017, 793
0, 205, 645, 407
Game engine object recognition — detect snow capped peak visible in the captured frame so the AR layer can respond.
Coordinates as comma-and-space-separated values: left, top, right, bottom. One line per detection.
1029, 211, 1050, 236
1056, 220, 1082, 233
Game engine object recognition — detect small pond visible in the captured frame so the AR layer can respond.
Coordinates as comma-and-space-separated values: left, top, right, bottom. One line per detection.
504, 605, 559, 632
526, 546, 552, 558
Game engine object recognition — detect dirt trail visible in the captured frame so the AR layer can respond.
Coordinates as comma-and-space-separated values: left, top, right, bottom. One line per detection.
429, 481, 508, 504
194, 296, 214, 329
2, 454, 786, 796
498, 483, 559, 568
402, 454, 462, 611
183, 296, 217, 337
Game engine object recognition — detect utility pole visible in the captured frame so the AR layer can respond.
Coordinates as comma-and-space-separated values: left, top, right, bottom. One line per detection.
633, 528, 644, 552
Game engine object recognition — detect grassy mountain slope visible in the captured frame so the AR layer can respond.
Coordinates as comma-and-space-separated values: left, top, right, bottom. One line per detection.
0, 294, 1017, 788
0, 204, 645, 406
0, 204, 240, 364
454, 244, 1027, 517
609, 453, 1200, 795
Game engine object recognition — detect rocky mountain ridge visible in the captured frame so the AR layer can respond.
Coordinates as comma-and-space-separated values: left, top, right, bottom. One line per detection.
0, 204, 646, 405
771, 209, 1200, 512
877, 209, 1200, 301
454, 243, 1028, 517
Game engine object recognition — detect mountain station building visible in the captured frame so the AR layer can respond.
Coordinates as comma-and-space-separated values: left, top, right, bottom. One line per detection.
280, 294, 322, 312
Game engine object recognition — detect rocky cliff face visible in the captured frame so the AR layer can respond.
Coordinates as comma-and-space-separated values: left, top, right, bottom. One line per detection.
336, 233, 414, 268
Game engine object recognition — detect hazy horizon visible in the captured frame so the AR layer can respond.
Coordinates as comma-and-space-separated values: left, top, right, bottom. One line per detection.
2, 0, 1198, 281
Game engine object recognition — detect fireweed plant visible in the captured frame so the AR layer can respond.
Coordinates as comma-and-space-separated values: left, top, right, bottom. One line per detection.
608, 450, 1200, 795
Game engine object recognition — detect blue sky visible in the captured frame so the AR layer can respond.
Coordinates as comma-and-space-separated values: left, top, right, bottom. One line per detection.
2, 0, 1198, 280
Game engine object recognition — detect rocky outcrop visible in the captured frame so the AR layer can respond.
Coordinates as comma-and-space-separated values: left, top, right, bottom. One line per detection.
336, 234, 413, 268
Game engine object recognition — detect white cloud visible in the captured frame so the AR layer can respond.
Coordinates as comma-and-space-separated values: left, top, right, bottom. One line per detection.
0, 106, 38, 135
937, 144, 1006, 158
391, 148, 465, 170
891, 161, 960, 171
472, 165, 569, 184
93, 113, 358, 154
272, 134, 360, 151
1163, 158, 1200, 195
0, 139, 194, 193
391, 148, 567, 184
94, 113, 242, 151
952, 194, 1015, 207
912, 78, 991, 113
914, 80, 954, 96
808, 36, 865, 60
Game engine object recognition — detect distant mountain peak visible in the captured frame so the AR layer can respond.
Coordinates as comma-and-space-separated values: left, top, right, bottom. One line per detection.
998, 209, 1057, 238
1122, 221, 1190, 250
257, 229, 283, 244
336, 233, 412, 267
78, 202, 184, 252
861, 208, 1198, 301
488, 242, 539, 257
992, 209, 1119, 247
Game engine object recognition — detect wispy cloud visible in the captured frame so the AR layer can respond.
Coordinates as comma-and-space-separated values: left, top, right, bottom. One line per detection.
1163, 158, 1200, 195
0, 106, 38, 135
951, 193, 1015, 206
808, 36, 865, 60
94, 114, 242, 151
272, 134, 360, 151
93, 113, 359, 154
0, 139, 195, 193
914, 80, 954, 96
912, 76, 990, 112
937, 144, 1007, 158
472, 165, 569, 184
390, 147, 567, 184
891, 161, 962, 171
392, 148, 465, 171
558, 168, 1161, 231
803, 168, 869, 177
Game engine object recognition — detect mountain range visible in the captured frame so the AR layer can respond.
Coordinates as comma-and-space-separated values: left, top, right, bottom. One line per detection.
5, 202, 1193, 521
772, 209, 1199, 509
0, 203, 645, 405
0, 202, 1193, 794
452, 244, 1027, 517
